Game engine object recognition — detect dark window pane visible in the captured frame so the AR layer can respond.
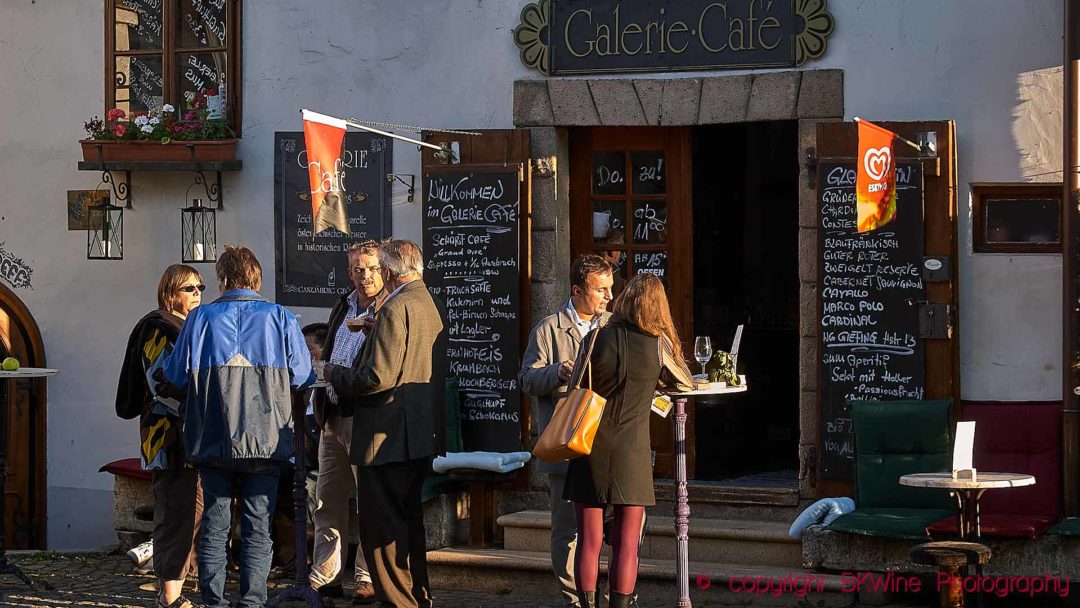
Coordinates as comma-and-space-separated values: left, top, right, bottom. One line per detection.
632, 151, 665, 194
592, 152, 626, 195
634, 251, 668, 287
177, 52, 227, 118
633, 200, 667, 244
177, 0, 228, 48
116, 55, 164, 116
596, 250, 628, 298
984, 198, 1060, 244
114, 0, 163, 51
592, 201, 626, 244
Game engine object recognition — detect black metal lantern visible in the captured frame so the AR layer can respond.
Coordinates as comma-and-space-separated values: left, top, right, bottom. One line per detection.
86, 195, 124, 260
181, 198, 217, 263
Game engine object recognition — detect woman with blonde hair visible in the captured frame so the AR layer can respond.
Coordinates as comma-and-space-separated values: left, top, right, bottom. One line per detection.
564, 273, 693, 608
115, 264, 206, 608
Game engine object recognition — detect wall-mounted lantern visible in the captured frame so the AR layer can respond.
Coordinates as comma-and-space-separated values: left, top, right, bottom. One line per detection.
181, 198, 217, 263
86, 195, 124, 260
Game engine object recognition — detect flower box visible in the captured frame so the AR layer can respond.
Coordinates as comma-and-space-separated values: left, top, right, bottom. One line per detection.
79, 139, 238, 163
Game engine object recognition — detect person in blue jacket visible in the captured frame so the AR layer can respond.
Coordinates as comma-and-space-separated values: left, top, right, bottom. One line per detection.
163, 245, 314, 608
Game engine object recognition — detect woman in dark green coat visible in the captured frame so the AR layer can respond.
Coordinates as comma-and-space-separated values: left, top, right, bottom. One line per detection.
565, 273, 693, 608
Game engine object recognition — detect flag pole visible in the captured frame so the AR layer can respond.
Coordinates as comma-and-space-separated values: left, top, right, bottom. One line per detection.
853, 116, 924, 153
300, 109, 447, 153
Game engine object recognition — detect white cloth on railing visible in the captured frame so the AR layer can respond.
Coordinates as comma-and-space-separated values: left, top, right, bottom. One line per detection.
788, 497, 856, 539
433, 451, 532, 474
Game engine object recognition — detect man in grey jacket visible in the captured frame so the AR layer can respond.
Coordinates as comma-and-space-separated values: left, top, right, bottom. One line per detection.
519, 254, 613, 607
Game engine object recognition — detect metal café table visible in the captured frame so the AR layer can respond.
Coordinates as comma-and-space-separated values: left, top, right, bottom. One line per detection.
0, 367, 57, 588
898, 472, 1036, 539
665, 384, 747, 608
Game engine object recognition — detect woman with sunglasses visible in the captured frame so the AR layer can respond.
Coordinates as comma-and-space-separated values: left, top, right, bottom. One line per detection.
115, 264, 206, 608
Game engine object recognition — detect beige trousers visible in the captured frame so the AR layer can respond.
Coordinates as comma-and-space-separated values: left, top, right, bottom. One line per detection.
309, 413, 371, 588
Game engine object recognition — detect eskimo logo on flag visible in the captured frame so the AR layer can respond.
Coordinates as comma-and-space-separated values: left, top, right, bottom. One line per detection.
855, 119, 898, 233
863, 147, 891, 182
302, 109, 350, 235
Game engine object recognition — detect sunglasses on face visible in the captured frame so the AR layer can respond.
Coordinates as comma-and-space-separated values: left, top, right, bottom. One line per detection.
178, 284, 206, 293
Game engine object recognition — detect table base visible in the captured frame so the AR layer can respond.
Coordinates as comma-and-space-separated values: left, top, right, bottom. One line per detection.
0, 554, 35, 589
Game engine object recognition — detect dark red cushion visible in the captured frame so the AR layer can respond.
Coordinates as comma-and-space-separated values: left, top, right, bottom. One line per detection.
927, 513, 1058, 540
962, 401, 1062, 518
98, 457, 151, 481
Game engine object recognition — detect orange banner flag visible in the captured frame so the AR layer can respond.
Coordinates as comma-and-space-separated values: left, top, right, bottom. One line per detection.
302, 110, 350, 235
855, 118, 897, 233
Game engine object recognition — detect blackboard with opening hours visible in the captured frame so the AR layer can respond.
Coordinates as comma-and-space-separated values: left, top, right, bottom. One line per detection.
817, 160, 926, 480
274, 132, 392, 308
423, 168, 523, 453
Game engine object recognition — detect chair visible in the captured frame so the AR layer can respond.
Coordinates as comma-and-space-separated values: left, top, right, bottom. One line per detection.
828, 399, 955, 539
926, 401, 1061, 539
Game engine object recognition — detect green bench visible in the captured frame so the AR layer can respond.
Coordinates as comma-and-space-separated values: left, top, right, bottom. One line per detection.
828, 399, 956, 540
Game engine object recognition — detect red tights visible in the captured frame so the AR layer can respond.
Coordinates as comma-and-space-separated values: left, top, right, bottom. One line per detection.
573, 503, 645, 595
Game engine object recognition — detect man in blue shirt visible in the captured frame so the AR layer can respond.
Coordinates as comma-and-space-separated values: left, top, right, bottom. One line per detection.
163, 245, 314, 608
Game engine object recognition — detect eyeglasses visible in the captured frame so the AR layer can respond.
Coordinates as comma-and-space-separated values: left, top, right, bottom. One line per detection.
350, 266, 381, 275
178, 284, 206, 293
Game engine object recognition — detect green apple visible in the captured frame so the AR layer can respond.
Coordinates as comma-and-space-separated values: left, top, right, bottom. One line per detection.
2, 357, 19, 371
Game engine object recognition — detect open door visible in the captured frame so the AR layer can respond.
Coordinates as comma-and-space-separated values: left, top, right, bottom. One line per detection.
813, 121, 959, 498
0, 283, 47, 549
569, 127, 693, 479
419, 131, 532, 546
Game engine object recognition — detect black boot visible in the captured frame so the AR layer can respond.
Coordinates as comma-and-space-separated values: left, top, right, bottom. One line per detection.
608, 591, 634, 608
577, 590, 597, 608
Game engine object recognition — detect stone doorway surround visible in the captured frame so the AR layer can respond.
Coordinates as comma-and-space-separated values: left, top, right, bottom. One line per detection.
513, 69, 843, 500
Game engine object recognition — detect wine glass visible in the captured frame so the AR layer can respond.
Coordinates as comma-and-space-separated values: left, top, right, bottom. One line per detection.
693, 336, 712, 376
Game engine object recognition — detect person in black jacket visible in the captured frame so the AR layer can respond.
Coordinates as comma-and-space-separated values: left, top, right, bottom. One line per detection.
565, 273, 693, 608
115, 264, 205, 608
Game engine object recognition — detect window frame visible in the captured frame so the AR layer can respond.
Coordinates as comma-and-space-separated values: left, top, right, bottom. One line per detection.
971, 182, 1062, 254
104, 0, 243, 136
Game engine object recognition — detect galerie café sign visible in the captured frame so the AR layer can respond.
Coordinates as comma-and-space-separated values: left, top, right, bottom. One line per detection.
513, 0, 834, 75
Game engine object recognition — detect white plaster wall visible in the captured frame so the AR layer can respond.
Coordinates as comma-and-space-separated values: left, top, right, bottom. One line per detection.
0, 0, 1064, 548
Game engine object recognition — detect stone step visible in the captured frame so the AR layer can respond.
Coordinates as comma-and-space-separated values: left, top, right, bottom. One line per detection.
498, 510, 801, 568
427, 547, 853, 607
650, 479, 801, 523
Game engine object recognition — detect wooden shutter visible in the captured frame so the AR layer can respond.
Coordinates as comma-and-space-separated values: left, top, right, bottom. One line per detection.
814, 121, 959, 498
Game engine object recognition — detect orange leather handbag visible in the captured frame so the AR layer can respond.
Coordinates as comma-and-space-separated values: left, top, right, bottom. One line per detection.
533, 330, 607, 464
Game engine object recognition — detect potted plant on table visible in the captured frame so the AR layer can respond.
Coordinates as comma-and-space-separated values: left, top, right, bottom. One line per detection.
80, 88, 237, 162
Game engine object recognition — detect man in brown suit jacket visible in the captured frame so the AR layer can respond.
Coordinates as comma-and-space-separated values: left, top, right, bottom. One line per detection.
316, 239, 446, 608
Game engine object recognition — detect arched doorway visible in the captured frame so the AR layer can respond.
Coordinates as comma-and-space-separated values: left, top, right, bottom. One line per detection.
0, 283, 47, 549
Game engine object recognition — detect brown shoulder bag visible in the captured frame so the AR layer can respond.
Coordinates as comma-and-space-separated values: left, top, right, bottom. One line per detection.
532, 329, 607, 464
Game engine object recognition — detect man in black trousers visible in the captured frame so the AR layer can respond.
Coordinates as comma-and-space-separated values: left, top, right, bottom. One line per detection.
314, 239, 446, 608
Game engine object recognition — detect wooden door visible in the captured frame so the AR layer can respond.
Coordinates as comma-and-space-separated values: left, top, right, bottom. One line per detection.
570, 127, 693, 478
814, 121, 959, 498
0, 284, 47, 549
420, 129, 532, 495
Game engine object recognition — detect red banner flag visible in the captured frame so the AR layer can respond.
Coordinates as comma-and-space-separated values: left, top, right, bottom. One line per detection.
855, 119, 897, 233
302, 110, 350, 235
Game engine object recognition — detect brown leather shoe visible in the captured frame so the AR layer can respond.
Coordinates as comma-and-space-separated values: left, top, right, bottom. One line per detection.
352, 581, 377, 605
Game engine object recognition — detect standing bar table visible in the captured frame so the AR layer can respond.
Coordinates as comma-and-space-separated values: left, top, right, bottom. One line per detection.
267, 381, 327, 608
0, 367, 57, 589
664, 384, 747, 608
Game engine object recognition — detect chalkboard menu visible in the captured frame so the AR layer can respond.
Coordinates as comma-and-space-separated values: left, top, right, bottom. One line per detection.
818, 161, 926, 480
422, 168, 522, 453
274, 132, 392, 308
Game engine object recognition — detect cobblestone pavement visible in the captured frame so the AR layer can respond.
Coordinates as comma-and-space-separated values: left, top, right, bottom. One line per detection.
0, 551, 924, 608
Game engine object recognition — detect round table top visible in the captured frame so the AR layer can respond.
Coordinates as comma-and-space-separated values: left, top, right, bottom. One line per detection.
899, 471, 1036, 489
0, 367, 58, 379
667, 384, 748, 397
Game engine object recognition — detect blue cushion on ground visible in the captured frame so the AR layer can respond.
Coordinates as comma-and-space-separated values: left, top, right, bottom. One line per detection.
828, 508, 955, 540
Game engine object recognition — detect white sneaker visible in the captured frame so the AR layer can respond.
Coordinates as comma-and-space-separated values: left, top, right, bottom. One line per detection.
127, 539, 153, 566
